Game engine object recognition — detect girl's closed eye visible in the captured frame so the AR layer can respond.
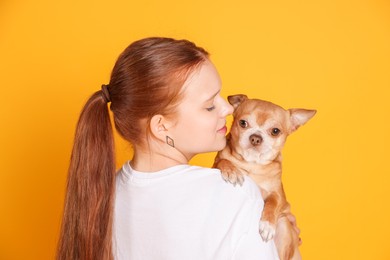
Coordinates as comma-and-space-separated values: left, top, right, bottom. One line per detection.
206, 105, 216, 111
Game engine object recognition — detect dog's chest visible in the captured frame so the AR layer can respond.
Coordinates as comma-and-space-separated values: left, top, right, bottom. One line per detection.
249, 172, 280, 188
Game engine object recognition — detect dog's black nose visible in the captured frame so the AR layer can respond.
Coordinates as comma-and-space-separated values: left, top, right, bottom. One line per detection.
249, 134, 262, 146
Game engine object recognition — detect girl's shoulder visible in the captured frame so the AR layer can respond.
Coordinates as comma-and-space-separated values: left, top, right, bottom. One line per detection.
116, 161, 263, 202
184, 165, 263, 202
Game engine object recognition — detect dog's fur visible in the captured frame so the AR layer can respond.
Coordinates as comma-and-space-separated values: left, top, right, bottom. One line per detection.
214, 94, 316, 260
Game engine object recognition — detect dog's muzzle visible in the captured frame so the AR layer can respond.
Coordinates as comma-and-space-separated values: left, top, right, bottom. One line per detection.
249, 134, 262, 146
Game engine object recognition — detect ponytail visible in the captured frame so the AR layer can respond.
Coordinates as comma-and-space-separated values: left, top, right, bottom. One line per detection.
57, 91, 116, 260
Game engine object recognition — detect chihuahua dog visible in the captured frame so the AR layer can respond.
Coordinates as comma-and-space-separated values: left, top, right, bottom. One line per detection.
214, 94, 316, 260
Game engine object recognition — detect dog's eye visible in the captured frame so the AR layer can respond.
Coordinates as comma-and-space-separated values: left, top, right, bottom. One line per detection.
271, 128, 281, 136
239, 120, 249, 128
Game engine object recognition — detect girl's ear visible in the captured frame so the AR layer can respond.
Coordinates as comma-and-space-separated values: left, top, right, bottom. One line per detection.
149, 114, 169, 142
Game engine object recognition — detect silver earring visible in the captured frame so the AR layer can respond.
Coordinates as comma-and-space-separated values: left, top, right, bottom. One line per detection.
166, 136, 175, 147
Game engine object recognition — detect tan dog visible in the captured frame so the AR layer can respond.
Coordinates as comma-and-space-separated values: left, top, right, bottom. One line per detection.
214, 94, 316, 260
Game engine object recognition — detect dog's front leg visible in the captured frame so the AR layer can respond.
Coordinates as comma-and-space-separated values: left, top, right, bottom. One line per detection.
259, 191, 281, 242
214, 158, 245, 186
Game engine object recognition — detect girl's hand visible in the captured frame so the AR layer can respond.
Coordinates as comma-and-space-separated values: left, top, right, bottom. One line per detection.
286, 213, 302, 245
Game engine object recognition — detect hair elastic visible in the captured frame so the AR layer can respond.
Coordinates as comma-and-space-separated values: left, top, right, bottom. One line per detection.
101, 84, 111, 103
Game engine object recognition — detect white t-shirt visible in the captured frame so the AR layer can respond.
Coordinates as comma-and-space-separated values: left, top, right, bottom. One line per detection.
113, 161, 279, 260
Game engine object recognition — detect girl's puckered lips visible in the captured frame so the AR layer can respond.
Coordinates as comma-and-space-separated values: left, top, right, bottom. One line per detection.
217, 125, 227, 134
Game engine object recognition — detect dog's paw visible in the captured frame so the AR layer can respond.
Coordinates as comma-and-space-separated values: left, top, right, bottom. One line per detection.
215, 159, 245, 186
220, 167, 245, 186
259, 220, 276, 242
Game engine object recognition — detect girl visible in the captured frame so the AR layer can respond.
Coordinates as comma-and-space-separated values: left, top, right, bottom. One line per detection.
57, 37, 296, 259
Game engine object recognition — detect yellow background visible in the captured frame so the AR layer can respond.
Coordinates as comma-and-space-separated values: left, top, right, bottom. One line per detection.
1, 0, 389, 259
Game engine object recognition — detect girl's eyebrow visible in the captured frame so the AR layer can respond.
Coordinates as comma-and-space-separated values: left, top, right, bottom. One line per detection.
204, 90, 220, 102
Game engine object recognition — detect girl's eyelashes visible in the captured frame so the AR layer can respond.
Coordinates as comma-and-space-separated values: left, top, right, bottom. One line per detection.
206, 105, 216, 111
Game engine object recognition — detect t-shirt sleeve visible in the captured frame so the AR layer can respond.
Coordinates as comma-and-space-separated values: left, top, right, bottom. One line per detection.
232, 227, 280, 260
232, 176, 280, 260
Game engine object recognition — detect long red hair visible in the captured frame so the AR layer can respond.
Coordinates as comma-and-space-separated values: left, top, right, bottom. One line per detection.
57, 37, 208, 260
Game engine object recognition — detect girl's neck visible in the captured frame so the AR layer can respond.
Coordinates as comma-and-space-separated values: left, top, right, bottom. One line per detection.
131, 145, 190, 172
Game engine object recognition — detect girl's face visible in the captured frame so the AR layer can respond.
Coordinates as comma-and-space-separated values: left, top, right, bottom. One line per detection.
168, 60, 234, 159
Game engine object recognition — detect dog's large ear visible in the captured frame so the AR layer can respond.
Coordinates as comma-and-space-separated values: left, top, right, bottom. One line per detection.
288, 109, 317, 133
228, 94, 248, 110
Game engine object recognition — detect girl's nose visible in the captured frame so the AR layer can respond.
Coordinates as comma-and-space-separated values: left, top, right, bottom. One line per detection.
221, 99, 234, 117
